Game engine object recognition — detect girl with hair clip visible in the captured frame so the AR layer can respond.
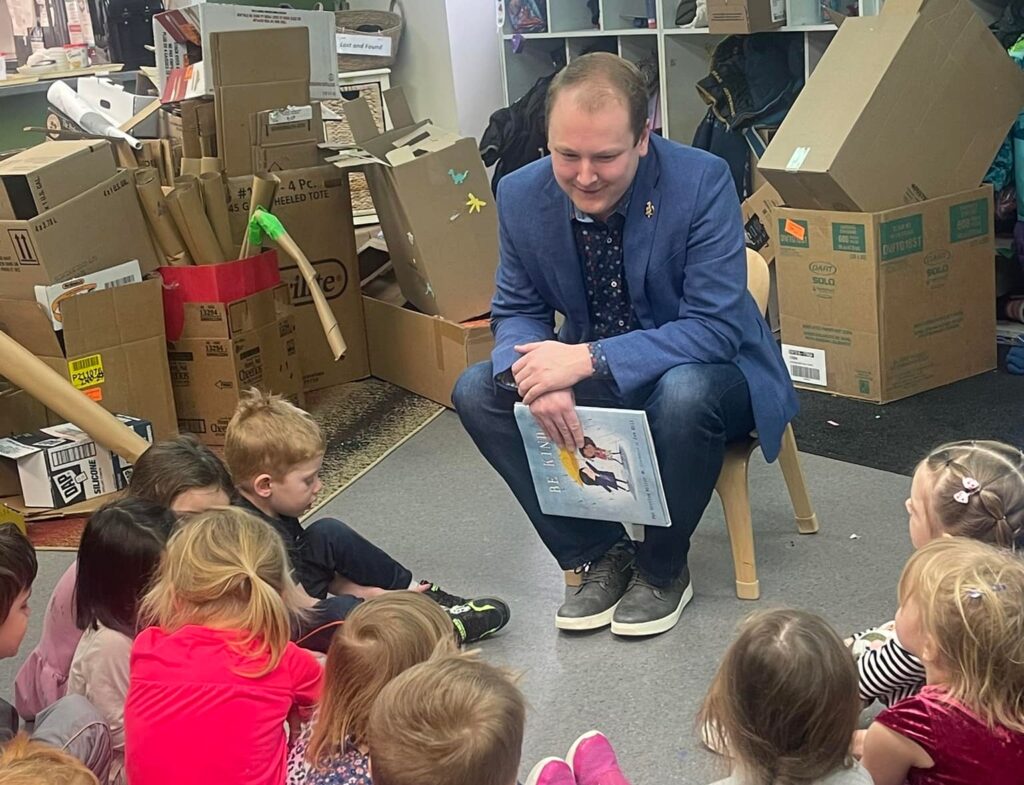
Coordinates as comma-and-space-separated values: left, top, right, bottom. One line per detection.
700, 609, 872, 785
849, 439, 1024, 708
14, 435, 234, 722
67, 498, 176, 785
286, 591, 460, 785
123, 507, 322, 785
859, 538, 1024, 784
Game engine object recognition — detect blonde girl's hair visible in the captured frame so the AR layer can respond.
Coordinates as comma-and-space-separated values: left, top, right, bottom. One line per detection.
0, 733, 99, 785
699, 609, 860, 785
306, 591, 460, 766
922, 440, 1024, 548
139, 506, 308, 677
898, 537, 1024, 732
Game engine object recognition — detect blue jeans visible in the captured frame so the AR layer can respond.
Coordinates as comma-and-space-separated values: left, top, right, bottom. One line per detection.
453, 361, 756, 586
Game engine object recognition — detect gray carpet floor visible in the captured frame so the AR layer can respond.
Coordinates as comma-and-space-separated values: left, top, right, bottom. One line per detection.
1, 411, 913, 784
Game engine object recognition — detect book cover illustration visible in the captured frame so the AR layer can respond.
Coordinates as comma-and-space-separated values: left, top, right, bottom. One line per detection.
514, 403, 672, 528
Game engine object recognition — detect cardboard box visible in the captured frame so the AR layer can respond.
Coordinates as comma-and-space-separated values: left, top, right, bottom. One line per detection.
0, 417, 153, 509
0, 170, 161, 302
226, 166, 369, 391
708, 0, 785, 33
153, 3, 338, 103
210, 28, 312, 177
0, 279, 179, 440
34, 260, 143, 332
0, 140, 116, 220
337, 88, 498, 323
362, 289, 493, 408
742, 183, 783, 332
251, 104, 323, 173
167, 286, 303, 445
775, 186, 996, 402
0, 385, 47, 440
75, 78, 161, 138
758, 0, 1024, 212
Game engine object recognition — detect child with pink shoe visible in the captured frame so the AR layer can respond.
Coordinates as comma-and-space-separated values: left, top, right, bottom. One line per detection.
365, 652, 632, 785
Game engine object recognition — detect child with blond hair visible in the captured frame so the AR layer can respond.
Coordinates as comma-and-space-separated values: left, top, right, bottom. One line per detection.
123, 507, 322, 785
0, 733, 98, 785
850, 439, 1024, 707
700, 609, 871, 785
860, 538, 1024, 784
286, 591, 459, 784
225, 389, 510, 650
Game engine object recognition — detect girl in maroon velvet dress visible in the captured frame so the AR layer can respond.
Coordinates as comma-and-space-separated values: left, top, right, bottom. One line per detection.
860, 538, 1024, 785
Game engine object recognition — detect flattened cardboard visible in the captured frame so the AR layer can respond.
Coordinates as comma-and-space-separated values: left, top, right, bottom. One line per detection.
0, 140, 116, 220
0, 170, 160, 302
707, 0, 785, 33
0, 386, 48, 441
775, 186, 996, 402
33, 260, 142, 332
225, 166, 368, 390
362, 273, 493, 408
335, 88, 498, 323
167, 288, 303, 445
759, 0, 1024, 212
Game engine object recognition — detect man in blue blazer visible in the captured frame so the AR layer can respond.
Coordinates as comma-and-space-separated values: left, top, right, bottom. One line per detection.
453, 53, 798, 637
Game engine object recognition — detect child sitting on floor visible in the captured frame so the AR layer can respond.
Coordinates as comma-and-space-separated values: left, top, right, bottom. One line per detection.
859, 538, 1024, 784
701, 609, 871, 785
14, 434, 234, 721
225, 389, 511, 650
0, 733, 98, 785
849, 439, 1024, 707
124, 507, 322, 785
67, 498, 176, 784
287, 591, 459, 784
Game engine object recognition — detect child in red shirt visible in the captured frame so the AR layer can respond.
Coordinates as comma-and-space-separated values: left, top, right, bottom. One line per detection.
860, 538, 1024, 785
124, 507, 322, 785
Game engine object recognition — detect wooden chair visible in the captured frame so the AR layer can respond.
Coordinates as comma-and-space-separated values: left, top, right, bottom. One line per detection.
564, 249, 819, 598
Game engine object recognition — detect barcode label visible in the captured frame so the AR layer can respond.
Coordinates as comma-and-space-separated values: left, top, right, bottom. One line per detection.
101, 275, 137, 289
68, 353, 105, 389
51, 442, 96, 466
782, 344, 827, 387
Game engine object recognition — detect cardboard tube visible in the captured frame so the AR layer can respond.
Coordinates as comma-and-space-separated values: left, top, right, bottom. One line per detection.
166, 181, 226, 265
200, 172, 235, 260
0, 330, 151, 463
239, 172, 280, 259
276, 230, 346, 360
200, 157, 223, 175
135, 168, 192, 266
180, 157, 202, 177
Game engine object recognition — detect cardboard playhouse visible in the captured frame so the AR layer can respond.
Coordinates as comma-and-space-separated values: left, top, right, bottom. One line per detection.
775, 186, 996, 403
758, 0, 1024, 212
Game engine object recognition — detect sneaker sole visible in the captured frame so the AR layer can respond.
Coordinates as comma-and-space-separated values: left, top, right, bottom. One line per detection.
609, 583, 693, 637
555, 601, 619, 631
525, 757, 566, 785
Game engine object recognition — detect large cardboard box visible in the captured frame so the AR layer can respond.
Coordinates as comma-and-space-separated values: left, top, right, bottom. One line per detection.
0, 385, 47, 440
338, 88, 498, 323
0, 278, 179, 440
742, 183, 783, 332
708, 0, 785, 34
775, 186, 996, 403
0, 141, 116, 220
758, 0, 1024, 212
362, 273, 493, 408
210, 28, 312, 177
153, 3, 338, 103
226, 166, 369, 391
0, 417, 153, 509
0, 170, 160, 302
167, 286, 304, 445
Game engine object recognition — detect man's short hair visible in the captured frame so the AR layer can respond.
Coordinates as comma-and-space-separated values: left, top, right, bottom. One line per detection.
223, 389, 325, 484
0, 524, 36, 626
367, 655, 525, 785
545, 52, 649, 143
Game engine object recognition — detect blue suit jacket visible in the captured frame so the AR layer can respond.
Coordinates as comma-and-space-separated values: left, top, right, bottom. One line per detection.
490, 134, 799, 461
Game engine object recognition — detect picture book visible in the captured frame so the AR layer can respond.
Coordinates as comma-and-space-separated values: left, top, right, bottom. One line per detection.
513, 403, 671, 528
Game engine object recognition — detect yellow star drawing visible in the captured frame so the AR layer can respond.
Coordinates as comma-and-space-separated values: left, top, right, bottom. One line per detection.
466, 193, 487, 213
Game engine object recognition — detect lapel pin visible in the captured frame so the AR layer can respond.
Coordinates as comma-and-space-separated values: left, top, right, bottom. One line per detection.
644, 200, 655, 219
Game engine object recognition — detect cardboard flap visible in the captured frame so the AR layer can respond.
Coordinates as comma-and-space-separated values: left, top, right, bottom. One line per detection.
344, 95, 384, 145
62, 278, 165, 356
210, 27, 311, 87
381, 87, 416, 129
0, 299, 64, 358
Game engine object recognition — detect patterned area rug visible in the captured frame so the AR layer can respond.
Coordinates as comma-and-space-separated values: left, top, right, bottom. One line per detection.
26, 379, 444, 550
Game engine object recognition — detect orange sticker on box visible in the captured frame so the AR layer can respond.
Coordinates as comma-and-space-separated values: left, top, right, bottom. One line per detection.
83, 387, 103, 402
784, 219, 806, 241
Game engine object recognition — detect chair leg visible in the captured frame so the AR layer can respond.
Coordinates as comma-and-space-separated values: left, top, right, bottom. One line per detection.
777, 424, 819, 534
564, 569, 581, 587
716, 447, 760, 600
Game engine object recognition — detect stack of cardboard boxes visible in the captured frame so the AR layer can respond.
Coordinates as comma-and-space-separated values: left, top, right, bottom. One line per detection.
755, 0, 1024, 402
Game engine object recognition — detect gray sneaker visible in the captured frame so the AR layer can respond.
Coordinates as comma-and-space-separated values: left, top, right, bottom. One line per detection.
555, 540, 635, 631
610, 566, 693, 637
